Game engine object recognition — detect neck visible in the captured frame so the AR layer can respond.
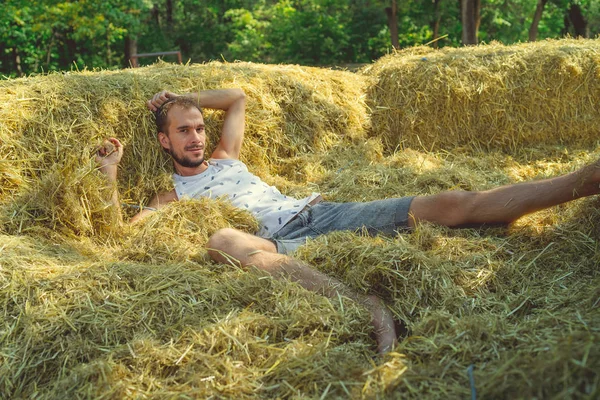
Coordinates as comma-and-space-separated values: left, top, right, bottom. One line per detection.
174, 160, 209, 176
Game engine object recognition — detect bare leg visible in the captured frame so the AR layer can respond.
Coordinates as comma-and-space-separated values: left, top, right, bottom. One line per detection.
408, 159, 600, 227
207, 228, 397, 354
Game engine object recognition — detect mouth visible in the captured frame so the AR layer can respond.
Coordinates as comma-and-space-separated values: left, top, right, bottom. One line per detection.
186, 146, 204, 154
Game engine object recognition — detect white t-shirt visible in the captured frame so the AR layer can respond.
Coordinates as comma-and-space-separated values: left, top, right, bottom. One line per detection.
173, 159, 319, 238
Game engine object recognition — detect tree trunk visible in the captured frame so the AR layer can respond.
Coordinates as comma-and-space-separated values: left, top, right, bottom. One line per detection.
385, 0, 400, 50
474, 0, 481, 33
46, 32, 56, 67
151, 3, 160, 26
431, 0, 442, 48
567, 3, 587, 37
124, 36, 138, 68
529, 0, 548, 41
106, 30, 112, 67
166, 0, 173, 30
461, 0, 478, 45
585, 0, 591, 38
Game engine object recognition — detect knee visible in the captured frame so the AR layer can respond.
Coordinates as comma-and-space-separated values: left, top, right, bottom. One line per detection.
206, 228, 277, 267
206, 228, 244, 265
207, 228, 241, 249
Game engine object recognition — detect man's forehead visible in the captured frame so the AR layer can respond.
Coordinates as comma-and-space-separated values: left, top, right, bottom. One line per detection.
168, 105, 204, 124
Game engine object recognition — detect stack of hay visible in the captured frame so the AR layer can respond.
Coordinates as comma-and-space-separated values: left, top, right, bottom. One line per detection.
365, 39, 600, 152
0, 39, 598, 399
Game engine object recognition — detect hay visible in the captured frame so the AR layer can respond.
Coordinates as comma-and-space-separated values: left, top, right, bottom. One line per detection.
295, 194, 600, 398
121, 198, 259, 264
364, 38, 600, 152
0, 234, 371, 399
0, 162, 119, 238
1, 39, 599, 398
0, 61, 368, 215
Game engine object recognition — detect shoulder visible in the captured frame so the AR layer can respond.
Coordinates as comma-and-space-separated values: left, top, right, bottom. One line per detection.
208, 158, 247, 169
208, 157, 239, 164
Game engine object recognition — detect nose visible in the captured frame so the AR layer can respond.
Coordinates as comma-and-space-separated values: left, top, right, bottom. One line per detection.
191, 129, 204, 142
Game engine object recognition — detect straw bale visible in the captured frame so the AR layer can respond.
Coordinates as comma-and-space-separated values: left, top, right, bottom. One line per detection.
1, 145, 598, 398
1, 43, 599, 398
364, 38, 600, 152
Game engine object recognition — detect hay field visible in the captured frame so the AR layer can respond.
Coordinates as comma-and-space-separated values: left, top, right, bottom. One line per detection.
1, 39, 599, 399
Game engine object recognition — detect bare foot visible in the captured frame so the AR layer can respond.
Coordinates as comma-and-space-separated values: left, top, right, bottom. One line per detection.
592, 158, 600, 184
365, 295, 397, 355
576, 158, 600, 196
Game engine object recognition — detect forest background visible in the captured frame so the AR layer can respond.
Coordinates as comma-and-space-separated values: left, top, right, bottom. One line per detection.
1, 0, 600, 77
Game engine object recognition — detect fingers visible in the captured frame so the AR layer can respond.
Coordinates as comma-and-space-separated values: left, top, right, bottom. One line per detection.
96, 141, 109, 157
95, 138, 123, 160
107, 137, 123, 155
147, 90, 177, 112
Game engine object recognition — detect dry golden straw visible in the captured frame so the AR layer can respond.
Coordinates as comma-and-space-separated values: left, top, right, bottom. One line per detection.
0, 39, 599, 399
364, 38, 600, 153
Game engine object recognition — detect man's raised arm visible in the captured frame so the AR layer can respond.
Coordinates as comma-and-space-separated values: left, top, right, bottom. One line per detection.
96, 137, 176, 224
96, 137, 124, 225
147, 88, 246, 160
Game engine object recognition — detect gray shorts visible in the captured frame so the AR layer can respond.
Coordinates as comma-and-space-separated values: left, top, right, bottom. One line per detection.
270, 197, 415, 255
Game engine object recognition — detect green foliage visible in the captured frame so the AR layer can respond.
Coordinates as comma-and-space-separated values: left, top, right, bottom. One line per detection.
1, 0, 600, 76
0, 0, 151, 75
480, 0, 537, 43
267, 0, 351, 64
225, 7, 271, 62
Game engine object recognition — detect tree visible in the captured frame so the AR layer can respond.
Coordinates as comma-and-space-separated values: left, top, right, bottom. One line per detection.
0, 0, 150, 76
0, 1, 46, 76
566, 2, 587, 37
431, 0, 443, 47
461, 0, 480, 45
529, 0, 549, 41
2, 0, 600, 76
385, 0, 400, 49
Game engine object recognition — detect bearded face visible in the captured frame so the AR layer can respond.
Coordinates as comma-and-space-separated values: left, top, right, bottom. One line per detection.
164, 142, 205, 168
159, 105, 207, 173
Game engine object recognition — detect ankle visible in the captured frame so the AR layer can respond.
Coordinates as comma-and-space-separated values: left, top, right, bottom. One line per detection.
578, 161, 600, 194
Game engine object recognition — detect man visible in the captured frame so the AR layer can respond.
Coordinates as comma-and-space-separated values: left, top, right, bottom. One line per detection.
97, 88, 600, 354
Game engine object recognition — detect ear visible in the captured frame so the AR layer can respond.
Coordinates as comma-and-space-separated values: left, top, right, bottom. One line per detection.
158, 132, 170, 150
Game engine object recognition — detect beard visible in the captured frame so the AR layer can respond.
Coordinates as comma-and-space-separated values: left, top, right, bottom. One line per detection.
166, 145, 205, 168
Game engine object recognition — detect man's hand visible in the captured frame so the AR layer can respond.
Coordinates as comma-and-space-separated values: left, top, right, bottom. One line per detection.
95, 137, 125, 224
96, 137, 123, 181
147, 90, 179, 112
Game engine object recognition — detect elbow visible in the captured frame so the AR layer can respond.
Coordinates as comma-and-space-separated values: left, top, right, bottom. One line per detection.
231, 89, 246, 110
235, 88, 246, 99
